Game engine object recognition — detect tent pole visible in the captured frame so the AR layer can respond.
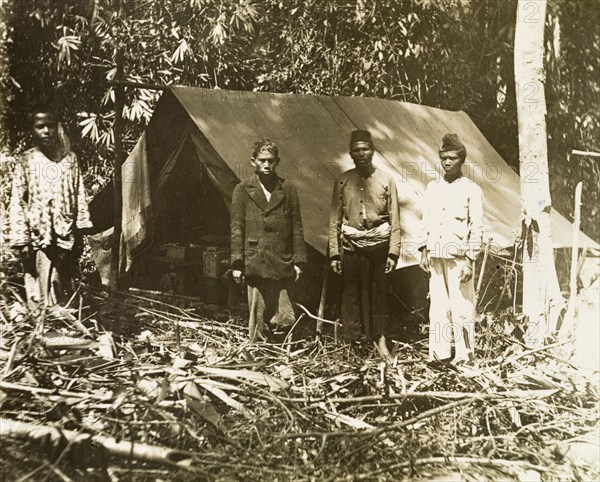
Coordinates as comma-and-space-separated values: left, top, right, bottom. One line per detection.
109, 0, 125, 291
317, 247, 330, 334
559, 181, 583, 339
475, 239, 491, 306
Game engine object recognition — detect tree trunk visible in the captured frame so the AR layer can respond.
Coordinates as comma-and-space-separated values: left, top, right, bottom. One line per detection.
514, 0, 564, 346
0, 0, 8, 146
0, 2, 8, 256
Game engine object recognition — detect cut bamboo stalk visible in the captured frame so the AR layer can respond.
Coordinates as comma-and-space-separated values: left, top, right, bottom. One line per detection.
357, 456, 548, 480
295, 303, 338, 327
280, 388, 558, 404
317, 249, 330, 334
0, 381, 113, 401
476, 238, 491, 305
43, 337, 100, 350
129, 286, 201, 302
0, 418, 202, 472
276, 398, 472, 439
3, 337, 21, 377
47, 305, 92, 337
334, 317, 339, 343
559, 181, 583, 339
195, 366, 289, 391
575, 247, 588, 285
571, 149, 600, 158
175, 318, 181, 354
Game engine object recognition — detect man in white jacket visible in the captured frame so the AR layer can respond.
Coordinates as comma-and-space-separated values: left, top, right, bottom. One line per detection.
419, 133, 484, 364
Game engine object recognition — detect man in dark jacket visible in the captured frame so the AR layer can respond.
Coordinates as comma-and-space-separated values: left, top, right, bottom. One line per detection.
230, 139, 307, 342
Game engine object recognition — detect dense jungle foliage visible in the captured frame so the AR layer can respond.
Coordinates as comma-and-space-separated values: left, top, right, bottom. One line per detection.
0, 0, 598, 241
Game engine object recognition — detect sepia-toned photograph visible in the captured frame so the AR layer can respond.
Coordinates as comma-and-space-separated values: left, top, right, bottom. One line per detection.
0, 0, 598, 480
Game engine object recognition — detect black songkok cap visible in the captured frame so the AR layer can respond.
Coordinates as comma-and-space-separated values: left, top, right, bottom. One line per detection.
350, 129, 373, 145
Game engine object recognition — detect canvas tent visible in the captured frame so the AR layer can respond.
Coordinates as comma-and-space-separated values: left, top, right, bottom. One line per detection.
89, 86, 598, 287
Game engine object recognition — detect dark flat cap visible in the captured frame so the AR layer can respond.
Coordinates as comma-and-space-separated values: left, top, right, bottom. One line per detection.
350, 129, 373, 145
440, 133, 465, 152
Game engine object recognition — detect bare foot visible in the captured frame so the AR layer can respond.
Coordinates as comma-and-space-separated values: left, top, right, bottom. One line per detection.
377, 335, 392, 363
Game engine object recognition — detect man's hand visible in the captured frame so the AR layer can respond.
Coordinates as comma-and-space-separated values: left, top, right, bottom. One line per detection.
385, 256, 396, 274
419, 249, 430, 274
17, 245, 33, 265
294, 264, 302, 281
232, 269, 243, 284
330, 260, 342, 275
457, 258, 473, 283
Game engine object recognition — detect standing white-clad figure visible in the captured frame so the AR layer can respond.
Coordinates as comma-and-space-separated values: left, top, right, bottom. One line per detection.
419, 133, 484, 364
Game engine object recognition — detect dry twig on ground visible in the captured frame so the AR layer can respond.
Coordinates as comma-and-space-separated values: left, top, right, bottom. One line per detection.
0, 282, 597, 481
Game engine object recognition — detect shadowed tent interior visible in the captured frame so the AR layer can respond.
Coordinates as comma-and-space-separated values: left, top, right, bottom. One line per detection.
88, 87, 598, 324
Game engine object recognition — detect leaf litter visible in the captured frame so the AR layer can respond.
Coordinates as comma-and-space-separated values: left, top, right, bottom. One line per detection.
0, 282, 598, 481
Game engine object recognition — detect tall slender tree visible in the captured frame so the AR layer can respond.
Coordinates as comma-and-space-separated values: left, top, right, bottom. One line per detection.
0, 0, 8, 146
514, 0, 563, 345
0, 0, 9, 254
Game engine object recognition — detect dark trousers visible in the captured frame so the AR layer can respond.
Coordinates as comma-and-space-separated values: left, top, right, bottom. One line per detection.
341, 246, 390, 340
246, 277, 295, 342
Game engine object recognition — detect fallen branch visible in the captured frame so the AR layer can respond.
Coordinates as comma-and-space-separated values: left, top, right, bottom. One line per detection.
505, 340, 570, 365
281, 388, 558, 404
184, 380, 254, 419
1, 277, 596, 481
0, 381, 113, 402
195, 366, 289, 391
42, 336, 100, 350
3, 337, 22, 376
295, 303, 339, 327
129, 286, 201, 302
47, 306, 93, 338
0, 418, 203, 472
356, 455, 548, 479
276, 398, 473, 440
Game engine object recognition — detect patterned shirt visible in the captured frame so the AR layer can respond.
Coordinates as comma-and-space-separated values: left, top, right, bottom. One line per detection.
420, 175, 484, 261
329, 167, 401, 259
9, 147, 92, 250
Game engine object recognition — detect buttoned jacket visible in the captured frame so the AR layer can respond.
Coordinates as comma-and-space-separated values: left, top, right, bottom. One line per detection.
230, 175, 307, 280
328, 167, 401, 259
420, 175, 484, 261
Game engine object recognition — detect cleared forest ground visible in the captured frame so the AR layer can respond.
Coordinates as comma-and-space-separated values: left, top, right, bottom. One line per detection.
0, 281, 598, 482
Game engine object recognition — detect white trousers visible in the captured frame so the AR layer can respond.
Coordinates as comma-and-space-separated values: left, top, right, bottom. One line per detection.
428, 257, 476, 361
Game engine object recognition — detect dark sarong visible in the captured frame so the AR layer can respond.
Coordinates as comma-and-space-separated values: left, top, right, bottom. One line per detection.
340, 245, 390, 340
23, 247, 77, 307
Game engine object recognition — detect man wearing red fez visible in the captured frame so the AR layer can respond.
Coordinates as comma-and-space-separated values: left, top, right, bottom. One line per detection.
230, 139, 307, 342
419, 133, 484, 365
328, 129, 401, 358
